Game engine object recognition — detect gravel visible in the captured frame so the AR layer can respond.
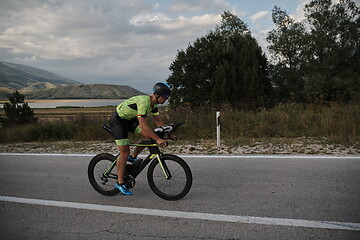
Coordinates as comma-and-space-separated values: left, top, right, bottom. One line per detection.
1, 139, 359, 156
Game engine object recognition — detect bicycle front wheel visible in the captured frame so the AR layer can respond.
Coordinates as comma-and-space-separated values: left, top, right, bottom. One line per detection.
147, 154, 192, 201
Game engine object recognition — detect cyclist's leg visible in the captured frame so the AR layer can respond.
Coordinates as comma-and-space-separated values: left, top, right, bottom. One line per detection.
110, 112, 131, 186
131, 145, 145, 160
111, 134, 133, 195
128, 118, 145, 159
116, 144, 130, 184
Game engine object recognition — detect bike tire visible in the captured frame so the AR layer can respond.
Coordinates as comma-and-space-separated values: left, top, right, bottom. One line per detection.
147, 154, 192, 201
88, 153, 119, 196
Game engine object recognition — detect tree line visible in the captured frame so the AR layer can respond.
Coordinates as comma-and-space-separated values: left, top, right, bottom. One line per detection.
167, 0, 360, 109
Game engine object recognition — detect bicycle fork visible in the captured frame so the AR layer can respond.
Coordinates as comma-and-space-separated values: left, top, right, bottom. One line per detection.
151, 154, 172, 180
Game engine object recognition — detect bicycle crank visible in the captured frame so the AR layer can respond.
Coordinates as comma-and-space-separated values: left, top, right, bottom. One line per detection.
125, 175, 136, 189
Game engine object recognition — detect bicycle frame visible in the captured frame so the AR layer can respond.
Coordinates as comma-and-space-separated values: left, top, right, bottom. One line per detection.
102, 141, 172, 181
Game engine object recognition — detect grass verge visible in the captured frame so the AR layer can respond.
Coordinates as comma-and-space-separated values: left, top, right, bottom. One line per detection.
0, 104, 359, 148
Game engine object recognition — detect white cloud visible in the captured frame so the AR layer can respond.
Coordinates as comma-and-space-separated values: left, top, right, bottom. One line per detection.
250, 11, 269, 22
129, 13, 171, 26
0, 2, 112, 59
169, 0, 232, 13
0, 1, 222, 60
159, 14, 221, 33
290, 0, 311, 22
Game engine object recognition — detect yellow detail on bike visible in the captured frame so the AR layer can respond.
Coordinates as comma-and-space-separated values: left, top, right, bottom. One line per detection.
151, 154, 169, 179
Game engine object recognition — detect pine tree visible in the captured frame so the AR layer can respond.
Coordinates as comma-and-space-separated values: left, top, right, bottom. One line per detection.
1, 91, 37, 126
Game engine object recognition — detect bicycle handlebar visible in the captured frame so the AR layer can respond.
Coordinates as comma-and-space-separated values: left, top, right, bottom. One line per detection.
172, 122, 186, 132
153, 121, 185, 135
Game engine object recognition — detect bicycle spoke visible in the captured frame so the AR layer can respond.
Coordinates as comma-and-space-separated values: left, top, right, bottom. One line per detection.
92, 159, 117, 190
151, 159, 187, 195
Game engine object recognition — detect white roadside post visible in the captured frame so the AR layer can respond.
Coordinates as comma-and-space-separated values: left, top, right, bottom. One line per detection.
216, 111, 220, 148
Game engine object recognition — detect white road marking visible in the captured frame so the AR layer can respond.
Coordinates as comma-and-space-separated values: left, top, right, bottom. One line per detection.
1, 196, 359, 231
1, 152, 360, 159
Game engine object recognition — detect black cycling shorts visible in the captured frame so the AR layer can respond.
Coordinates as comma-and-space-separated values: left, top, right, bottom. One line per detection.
109, 111, 140, 145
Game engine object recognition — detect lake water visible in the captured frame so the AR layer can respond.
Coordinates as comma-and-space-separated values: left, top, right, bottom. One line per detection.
0, 99, 123, 108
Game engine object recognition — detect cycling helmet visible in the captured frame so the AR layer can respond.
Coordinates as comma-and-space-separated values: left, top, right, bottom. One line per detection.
153, 82, 171, 99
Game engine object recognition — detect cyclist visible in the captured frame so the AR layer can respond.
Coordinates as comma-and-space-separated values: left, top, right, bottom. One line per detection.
109, 82, 175, 195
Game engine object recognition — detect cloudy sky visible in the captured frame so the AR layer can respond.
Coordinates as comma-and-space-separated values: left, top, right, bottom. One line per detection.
0, 0, 343, 92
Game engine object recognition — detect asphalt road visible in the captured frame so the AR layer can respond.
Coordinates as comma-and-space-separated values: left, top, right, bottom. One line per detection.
0, 153, 359, 240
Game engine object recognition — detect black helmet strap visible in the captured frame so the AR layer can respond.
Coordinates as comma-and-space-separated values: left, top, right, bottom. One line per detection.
155, 94, 160, 104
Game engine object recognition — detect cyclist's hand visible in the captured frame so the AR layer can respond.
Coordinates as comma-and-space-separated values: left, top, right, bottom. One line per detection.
169, 134, 177, 142
157, 138, 167, 146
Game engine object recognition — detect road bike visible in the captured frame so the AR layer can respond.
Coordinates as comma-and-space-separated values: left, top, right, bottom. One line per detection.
88, 122, 192, 201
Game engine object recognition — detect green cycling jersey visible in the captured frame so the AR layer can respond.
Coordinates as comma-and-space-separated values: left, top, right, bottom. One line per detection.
116, 95, 159, 120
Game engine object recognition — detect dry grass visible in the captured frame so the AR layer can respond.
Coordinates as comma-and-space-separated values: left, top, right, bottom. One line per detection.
1, 103, 359, 148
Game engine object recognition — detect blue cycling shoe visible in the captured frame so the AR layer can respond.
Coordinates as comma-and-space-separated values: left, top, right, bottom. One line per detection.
115, 182, 133, 195
127, 155, 140, 164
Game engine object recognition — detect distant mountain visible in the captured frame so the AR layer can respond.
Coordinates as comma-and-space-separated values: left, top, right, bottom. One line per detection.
20, 82, 58, 93
24, 84, 145, 99
0, 61, 79, 89
0, 61, 144, 100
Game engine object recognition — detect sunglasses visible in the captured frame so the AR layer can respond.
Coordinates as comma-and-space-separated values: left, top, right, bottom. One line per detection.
161, 94, 170, 100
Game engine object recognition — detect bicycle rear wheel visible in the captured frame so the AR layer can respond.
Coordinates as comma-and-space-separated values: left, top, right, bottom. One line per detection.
147, 154, 192, 201
88, 153, 119, 196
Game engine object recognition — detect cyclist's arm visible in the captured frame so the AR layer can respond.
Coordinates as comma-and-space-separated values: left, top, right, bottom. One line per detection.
152, 115, 177, 142
138, 117, 165, 145
152, 114, 165, 127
